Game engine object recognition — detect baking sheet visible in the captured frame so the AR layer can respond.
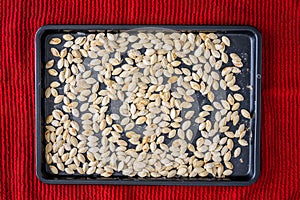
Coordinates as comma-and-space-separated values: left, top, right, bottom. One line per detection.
35, 25, 261, 185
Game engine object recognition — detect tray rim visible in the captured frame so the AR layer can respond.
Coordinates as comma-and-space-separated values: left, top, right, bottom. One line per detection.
35, 25, 261, 186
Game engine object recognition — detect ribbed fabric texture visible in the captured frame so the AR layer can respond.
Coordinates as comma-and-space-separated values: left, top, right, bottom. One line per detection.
0, 0, 299, 199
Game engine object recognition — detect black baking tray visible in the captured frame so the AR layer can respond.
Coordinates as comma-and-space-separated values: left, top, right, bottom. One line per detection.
35, 25, 261, 185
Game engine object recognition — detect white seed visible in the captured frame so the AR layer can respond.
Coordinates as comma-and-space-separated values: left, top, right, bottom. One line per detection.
229, 85, 241, 91
238, 139, 248, 146
49, 37, 61, 45
168, 129, 176, 138
45, 60, 54, 69
241, 109, 251, 119
54, 95, 64, 104
230, 53, 241, 61
234, 93, 244, 101
182, 120, 191, 131
234, 147, 241, 157
221, 36, 230, 46
136, 117, 146, 125
49, 165, 58, 174
80, 103, 89, 112
48, 69, 58, 76
202, 105, 214, 112
223, 169, 232, 176
185, 111, 195, 120
110, 114, 120, 121
221, 100, 230, 110
50, 48, 60, 57
63, 34, 74, 41
186, 129, 193, 141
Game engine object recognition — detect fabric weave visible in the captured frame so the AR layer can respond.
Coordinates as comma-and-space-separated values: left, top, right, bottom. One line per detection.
0, 0, 299, 199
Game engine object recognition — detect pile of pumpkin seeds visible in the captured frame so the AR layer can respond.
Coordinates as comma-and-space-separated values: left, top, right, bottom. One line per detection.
44, 30, 252, 178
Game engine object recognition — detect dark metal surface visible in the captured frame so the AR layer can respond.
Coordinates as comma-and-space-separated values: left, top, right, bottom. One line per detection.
35, 25, 261, 185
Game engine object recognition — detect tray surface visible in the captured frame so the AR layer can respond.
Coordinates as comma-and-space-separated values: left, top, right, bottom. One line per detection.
35, 25, 261, 185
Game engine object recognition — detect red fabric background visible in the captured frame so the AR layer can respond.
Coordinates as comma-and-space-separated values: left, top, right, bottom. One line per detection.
0, 0, 300, 199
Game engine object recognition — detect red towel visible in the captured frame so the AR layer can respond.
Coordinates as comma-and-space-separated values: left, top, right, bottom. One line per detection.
0, 0, 299, 199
